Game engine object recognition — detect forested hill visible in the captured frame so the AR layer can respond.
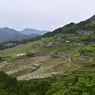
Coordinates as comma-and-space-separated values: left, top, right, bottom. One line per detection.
43, 15, 95, 37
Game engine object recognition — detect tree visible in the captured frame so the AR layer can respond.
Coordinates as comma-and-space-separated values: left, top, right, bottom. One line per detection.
72, 76, 78, 86
26, 52, 34, 57
20, 85, 30, 95
0, 57, 2, 60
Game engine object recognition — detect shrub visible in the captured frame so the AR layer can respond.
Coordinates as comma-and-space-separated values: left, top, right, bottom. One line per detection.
79, 47, 92, 55
26, 52, 34, 57
0, 57, 3, 63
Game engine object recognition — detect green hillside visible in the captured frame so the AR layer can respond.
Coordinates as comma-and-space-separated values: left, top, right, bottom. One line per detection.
1, 15, 95, 95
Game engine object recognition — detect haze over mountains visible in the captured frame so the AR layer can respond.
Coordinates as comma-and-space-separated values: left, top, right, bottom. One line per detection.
21, 28, 48, 35
0, 15, 95, 41
0, 27, 48, 41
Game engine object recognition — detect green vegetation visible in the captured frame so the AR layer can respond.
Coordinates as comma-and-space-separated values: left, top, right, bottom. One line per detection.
1, 15, 95, 95
26, 52, 35, 57
1, 70, 95, 95
0, 36, 41, 50
0, 56, 2, 63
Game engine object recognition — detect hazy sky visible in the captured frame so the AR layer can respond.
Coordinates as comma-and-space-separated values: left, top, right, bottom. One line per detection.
0, 0, 95, 31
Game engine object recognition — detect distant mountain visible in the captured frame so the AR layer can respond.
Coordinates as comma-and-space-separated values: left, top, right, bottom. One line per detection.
0, 27, 27, 41
0, 27, 44, 41
21, 28, 48, 35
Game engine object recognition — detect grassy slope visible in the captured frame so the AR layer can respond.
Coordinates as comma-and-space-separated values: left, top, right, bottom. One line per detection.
0, 34, 95, 80
0, 37, 54, 57
0, 35, 95, 95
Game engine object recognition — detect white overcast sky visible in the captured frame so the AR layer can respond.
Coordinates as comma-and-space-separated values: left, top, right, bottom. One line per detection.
0, 0, 95, 31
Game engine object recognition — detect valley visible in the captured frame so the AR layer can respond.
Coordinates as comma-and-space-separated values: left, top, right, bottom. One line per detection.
1, 15, 95, 95
0, 32, 95, 80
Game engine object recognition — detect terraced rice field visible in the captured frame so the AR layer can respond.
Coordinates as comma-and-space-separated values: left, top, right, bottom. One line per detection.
17, 57, 74, 80
0, 55, 74, 80
0, 56, 49, 76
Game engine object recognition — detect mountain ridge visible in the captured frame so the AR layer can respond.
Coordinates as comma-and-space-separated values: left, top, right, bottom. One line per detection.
86, 15, 95, 21
0, 27, 26, 41
43, 14, 95, 37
